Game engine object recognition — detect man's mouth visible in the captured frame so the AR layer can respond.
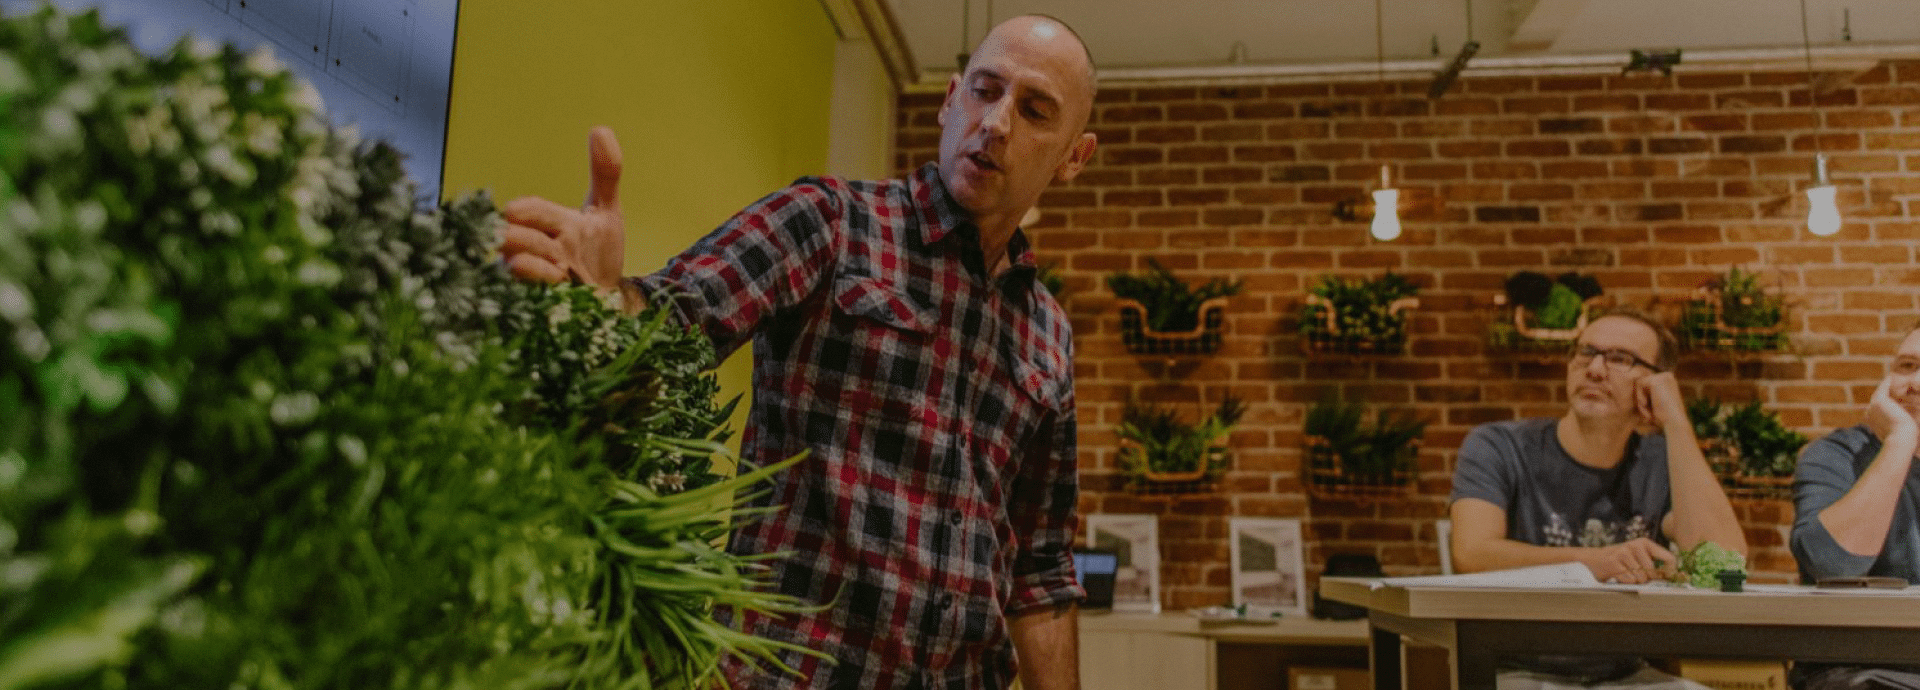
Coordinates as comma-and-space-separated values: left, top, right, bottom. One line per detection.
968, 151, 1000, 172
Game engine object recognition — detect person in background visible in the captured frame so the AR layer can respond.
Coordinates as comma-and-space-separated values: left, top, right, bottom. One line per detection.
1789, 322, 1920, 690
1450, 308, 1747, 689
496, 14, 1097, 690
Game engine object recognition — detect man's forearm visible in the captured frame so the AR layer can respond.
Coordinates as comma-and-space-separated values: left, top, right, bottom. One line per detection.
1009, 601, 1079, 690
1664, 431, 1747, 554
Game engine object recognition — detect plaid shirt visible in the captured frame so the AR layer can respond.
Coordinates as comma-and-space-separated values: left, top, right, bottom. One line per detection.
634, 163, 1082, 690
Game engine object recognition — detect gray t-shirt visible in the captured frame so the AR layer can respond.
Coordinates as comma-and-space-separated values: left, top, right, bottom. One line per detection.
1450, 417, 1674, 683
1453, 418, 1674, 550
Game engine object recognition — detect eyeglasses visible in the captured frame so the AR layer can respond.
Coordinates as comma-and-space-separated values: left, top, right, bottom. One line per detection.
1570, 344, 1661, 373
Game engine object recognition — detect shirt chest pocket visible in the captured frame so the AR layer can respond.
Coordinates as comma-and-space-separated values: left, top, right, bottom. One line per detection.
829, 275, 935, 391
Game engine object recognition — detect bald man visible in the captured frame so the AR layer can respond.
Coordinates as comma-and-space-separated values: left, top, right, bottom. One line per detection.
499, 15, 1099, 690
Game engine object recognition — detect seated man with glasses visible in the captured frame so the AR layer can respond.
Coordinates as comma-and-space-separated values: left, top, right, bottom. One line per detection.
1449, 308, 1747, 689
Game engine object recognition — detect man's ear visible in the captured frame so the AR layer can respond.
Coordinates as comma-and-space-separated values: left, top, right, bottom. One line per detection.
1053, 131, 1098, 183
938, 73, 959, 128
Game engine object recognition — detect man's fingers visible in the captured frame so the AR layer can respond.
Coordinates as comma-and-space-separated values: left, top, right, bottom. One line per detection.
506, 253, 568, 284
501, 224, 565, 263
585, 126, 623, 211
502, 196, 579, 236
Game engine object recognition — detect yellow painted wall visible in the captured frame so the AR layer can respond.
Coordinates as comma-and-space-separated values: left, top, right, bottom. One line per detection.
442, 1, 841, 450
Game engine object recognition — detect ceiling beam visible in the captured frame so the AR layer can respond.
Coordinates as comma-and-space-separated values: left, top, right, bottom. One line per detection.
1507, 0, 1593, 52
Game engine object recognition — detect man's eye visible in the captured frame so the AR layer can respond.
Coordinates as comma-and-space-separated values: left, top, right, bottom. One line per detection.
1897, 362, 1919, 374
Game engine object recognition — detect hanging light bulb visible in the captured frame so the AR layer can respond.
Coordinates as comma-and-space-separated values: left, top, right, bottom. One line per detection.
1798, 0, 1840, 237
1370, 165, 1402, 241
1806, 154, 1840, 236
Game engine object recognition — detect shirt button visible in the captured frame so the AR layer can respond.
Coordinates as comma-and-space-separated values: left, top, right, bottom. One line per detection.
948, 512, 963, 526
937, 594, 954, 609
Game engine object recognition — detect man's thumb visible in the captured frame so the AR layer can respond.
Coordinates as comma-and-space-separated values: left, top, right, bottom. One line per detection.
585, 126, 623, 210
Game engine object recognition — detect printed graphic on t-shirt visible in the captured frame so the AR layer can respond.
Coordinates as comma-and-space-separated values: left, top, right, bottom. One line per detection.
1541, 513, 1652, 547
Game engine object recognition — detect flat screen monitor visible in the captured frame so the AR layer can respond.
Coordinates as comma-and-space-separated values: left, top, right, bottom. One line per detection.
1, 0, 461, 201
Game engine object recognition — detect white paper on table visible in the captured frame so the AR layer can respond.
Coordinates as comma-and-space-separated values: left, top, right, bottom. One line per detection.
1744, 583, 1920, 596
1375, 562, 1604, 589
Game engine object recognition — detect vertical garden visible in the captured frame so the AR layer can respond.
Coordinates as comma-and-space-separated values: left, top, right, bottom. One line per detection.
0, 7, 802, 689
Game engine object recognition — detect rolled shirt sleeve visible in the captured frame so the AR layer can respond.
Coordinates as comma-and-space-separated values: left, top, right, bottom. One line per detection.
1791, 426, 1883, 580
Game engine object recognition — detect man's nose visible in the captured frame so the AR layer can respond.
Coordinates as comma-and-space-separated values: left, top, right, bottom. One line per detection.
981, 96, 1012, 137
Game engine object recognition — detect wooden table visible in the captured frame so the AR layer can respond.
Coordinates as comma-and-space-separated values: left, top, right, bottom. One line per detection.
1318, 577, 1920, 690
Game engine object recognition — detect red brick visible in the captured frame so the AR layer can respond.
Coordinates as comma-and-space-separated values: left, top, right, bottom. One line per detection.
1715, 91, 1786, 109
1233, 101, 1298, 119
1436, 98, 1500, 116
1509, 183, 1575, 201
1233, 186, 1297, 204
1137, 125, 1197, 144
1472, 119, 1536, 136
1202, 123, 1265, 142
1506, 139, 1572, 157
1137, 168, 1197, 186
1371, 142, 1434, 159
1099, 105, 1164, 124
1682, 113, 1748, 132
1753, 112, 1818, 130
1678, 73, 1747, 89
1472, 161, 1539, 180
1232, 144, 1296, 163
1438, 141, 1501, 158
1267, 121, 1333, 139
1169, 145, 1230, 164
1651, 225, 1724, 243
1574, 94, 1642, 111
1336, 121, 1397, 138
1539, 161, 1609, 179
1136, 210, 1198, 228
1646, 93, 1713, 110
1167, 188, 1228, 206
1168, 103, 1229, 121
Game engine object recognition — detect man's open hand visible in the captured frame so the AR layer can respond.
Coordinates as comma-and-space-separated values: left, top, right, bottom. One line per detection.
500, 127, 627, 291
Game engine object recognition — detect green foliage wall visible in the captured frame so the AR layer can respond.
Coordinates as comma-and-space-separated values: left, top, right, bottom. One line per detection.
0, 8, 801, 689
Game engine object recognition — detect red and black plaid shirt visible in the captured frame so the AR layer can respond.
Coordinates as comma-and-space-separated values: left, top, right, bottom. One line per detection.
635, 163, 1082, 690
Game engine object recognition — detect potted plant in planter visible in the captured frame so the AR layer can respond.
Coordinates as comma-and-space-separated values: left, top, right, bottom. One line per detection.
1117, 395, 1247, 493
1681, 266, 1790, 353
1488, 271, 1604, 354
1687, 398, 1808, 499
1299, 272, 1420, 356
1107, 260, 1243, 355
1302, 397, 1427, 499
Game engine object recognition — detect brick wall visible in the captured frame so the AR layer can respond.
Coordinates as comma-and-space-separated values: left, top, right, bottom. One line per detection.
894, 60, 1920, 610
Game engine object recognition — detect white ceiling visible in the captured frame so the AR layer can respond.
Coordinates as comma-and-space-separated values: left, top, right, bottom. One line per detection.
874, 0, 1920, 87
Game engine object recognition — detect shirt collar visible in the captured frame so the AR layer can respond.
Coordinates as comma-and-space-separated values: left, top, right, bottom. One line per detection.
911, 163, 1041, 281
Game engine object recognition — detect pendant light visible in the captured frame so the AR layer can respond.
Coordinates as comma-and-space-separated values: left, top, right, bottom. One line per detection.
1371, 166, 1402, 241
1369, 0, 1401, 241
1799, 0, 1841, 236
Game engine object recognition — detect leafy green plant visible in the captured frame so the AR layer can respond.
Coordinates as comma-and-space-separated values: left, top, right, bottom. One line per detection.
0, 7, 811, 690
1106, 260, 1242, 332
1682, 266, 1788, 351
1300, 272, 1420, 353
1035, 261, 1067, 298
1502, 271, 1602, 331
1688, 398, 1808, 480
1302, 397, 1427, 481
1117, 396, 1246, 483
